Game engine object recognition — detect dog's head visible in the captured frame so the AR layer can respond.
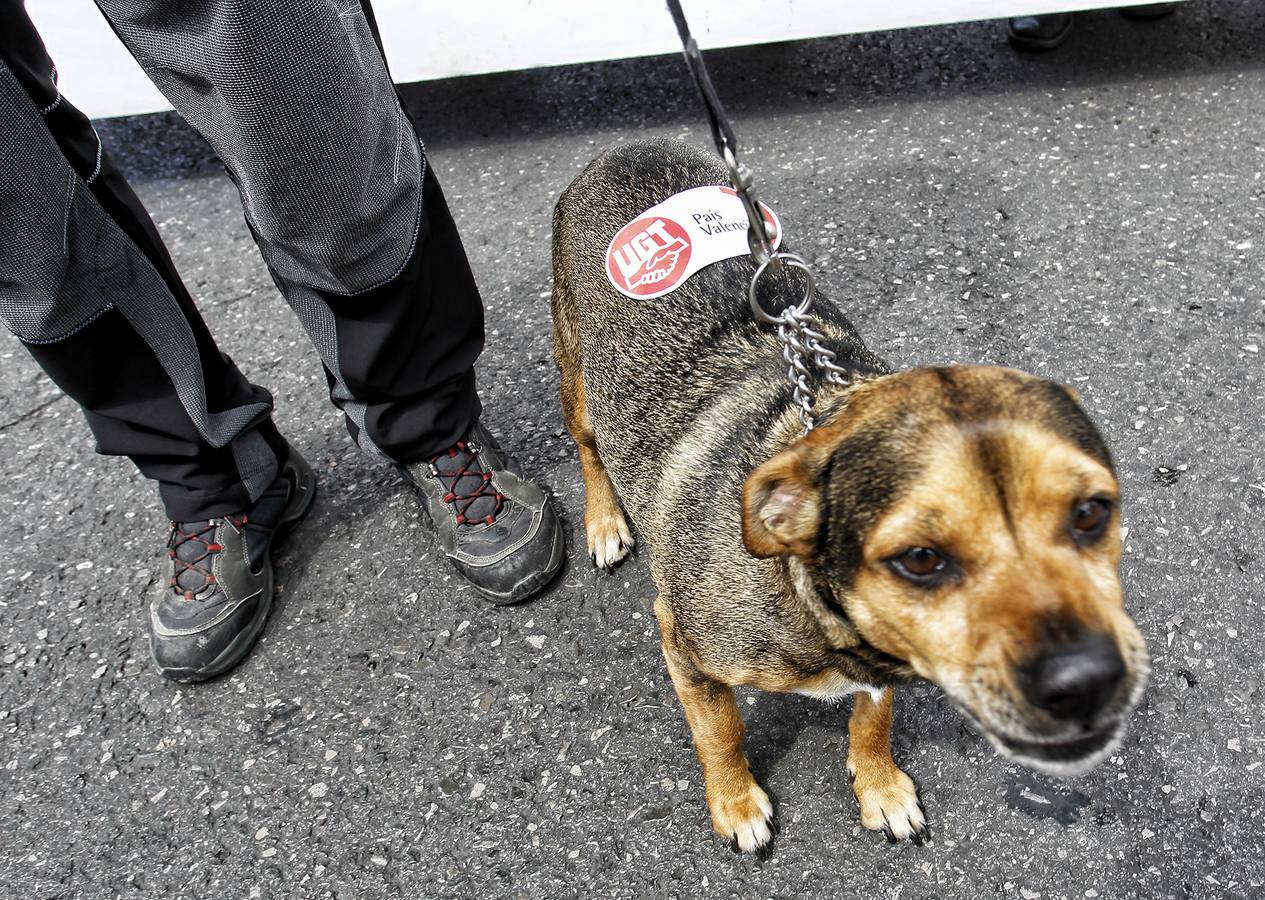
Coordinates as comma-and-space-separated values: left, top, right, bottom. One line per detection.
742, 365, 1150, 776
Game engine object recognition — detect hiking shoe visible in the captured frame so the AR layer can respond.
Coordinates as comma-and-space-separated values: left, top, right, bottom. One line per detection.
404, 420, 564, 604
149, 451, 316, 682
1007, 13, 1074, 50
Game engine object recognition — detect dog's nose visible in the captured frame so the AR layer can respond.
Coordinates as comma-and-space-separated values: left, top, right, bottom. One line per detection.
1019, 634, 1125, 722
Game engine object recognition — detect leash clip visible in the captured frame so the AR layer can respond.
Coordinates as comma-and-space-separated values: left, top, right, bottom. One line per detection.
721, 146, 776, 269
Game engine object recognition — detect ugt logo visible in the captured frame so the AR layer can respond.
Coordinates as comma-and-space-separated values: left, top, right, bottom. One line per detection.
606, 217, 692, 297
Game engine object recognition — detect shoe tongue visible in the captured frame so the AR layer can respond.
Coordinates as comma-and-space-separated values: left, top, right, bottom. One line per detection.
167, 472, 294, 596
433, 445, 499, 523
170, 521, 218, 594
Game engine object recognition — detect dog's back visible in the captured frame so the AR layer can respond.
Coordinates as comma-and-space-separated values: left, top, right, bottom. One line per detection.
551, 138, 885, 528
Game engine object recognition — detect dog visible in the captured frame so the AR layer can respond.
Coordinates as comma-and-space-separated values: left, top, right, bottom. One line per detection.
549, 138, 1150, 852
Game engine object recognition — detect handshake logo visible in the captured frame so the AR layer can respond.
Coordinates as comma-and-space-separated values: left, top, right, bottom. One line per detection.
606, 217, 693, 297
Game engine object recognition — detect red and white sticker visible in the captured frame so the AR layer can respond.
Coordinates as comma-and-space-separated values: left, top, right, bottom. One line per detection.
605, 185, 782, 300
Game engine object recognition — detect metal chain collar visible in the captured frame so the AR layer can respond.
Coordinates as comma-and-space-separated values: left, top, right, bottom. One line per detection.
745, 253, 850, 431
665, 0, 845, 433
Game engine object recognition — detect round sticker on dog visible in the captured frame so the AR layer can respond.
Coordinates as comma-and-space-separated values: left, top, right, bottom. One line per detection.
605, 185, 782, 300
605, 216, 694, 297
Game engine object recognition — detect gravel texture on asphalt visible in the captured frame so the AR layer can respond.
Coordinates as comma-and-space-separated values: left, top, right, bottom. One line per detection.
2, 3, 1263, 898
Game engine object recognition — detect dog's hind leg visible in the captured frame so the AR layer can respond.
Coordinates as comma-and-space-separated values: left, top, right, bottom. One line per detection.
553, 314, 634, 570
847, 690, 930, 845
657, 605, 774, 854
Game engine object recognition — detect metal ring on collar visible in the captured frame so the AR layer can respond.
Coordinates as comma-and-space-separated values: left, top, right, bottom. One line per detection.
748, 252, 814, 325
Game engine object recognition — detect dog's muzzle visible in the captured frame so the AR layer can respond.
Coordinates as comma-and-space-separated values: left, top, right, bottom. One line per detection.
948, 636, 1149, 777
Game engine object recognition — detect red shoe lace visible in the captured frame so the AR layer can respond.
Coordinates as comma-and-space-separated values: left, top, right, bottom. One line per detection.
430, 440, 506, 526
168, 515, 246, 600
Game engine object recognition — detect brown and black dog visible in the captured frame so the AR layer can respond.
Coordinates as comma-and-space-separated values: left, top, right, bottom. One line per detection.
550, 138, 1150, 852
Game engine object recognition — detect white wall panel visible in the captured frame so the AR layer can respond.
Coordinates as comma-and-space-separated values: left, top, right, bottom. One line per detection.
25, 1, 1175, 119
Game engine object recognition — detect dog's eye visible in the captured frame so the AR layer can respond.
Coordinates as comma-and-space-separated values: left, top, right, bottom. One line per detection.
888, 547, 952, 586
1069, 497, 1113, 544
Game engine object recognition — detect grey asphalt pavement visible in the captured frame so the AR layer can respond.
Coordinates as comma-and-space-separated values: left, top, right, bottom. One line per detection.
2, 2, 1264, 898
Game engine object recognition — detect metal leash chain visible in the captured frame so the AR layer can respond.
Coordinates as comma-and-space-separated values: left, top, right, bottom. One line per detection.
777, 306, 851, 429
664, 0, 846, 433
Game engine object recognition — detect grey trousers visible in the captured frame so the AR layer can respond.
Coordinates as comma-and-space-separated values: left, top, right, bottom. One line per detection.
0, 0, 485, 519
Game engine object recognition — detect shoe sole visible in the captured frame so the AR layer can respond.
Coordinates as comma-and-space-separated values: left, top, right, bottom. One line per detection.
156, 454, 318, 683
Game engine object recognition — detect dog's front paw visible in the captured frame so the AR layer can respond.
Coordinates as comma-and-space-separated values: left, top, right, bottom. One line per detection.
848, 764, 929, 845
708, 779, 775, 853
586, 510, 634, 570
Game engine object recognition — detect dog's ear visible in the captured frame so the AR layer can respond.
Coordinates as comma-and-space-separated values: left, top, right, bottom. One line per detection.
742, 379, 888, 559
742, 439, 831, 560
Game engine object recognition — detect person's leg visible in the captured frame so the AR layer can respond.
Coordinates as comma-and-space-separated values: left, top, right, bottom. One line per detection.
0, 2, 288, 519
94, 0, 481, 463
0, 3, 315, 682
96, 0, 564, 603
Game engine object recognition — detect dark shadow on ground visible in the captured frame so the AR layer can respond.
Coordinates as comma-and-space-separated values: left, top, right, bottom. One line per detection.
95, 3, 1264, 181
